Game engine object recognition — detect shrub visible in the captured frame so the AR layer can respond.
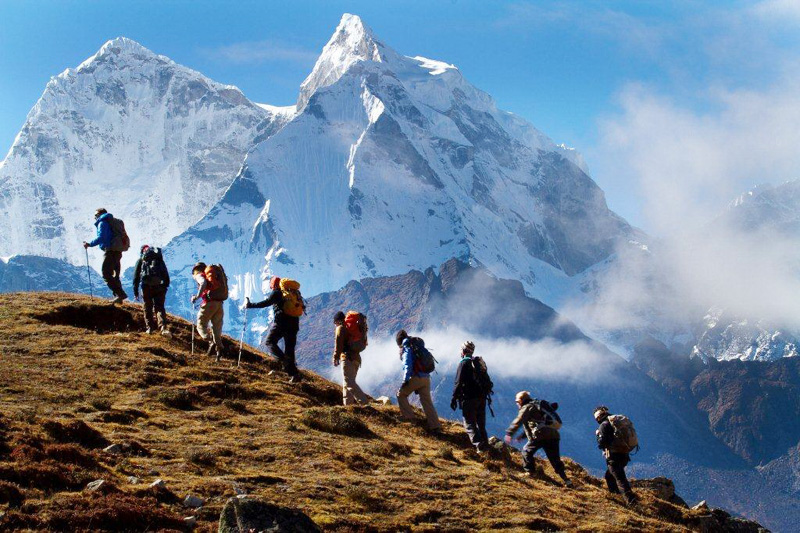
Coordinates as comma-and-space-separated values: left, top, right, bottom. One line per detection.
300, 407, 374, 438
42, 420, 108, 449
155, 389, 195, 410
0, 480, 24, 507
185, 447, 216, 466
89, 398, 112, 411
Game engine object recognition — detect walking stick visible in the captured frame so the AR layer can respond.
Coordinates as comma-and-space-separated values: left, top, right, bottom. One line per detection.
85, 247, 94, 300
191, 301, 196, 357
237, 300, 249, 368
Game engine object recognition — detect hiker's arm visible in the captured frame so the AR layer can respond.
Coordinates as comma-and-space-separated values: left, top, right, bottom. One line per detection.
164, 263, 170, 288
192, 279, 208, 301
452, 360, 464, 399
401, 345, 413, 384
597, 421, 614, 449
132, 260, 142, 298
87, 221, 109, 247
506, 408, 528, 438
333, 326, 346, 364
248, 289, 279, 309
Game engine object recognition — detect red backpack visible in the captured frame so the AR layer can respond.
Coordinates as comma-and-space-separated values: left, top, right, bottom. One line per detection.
344, 311, 368, 353
204, 265, 228, 301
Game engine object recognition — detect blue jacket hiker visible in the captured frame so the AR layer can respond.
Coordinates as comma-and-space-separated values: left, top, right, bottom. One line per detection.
395, 330, 441, 432
83, 208, 128, 303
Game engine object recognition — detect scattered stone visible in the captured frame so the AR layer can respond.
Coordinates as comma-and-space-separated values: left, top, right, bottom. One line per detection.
233, 484, 247, 496
149, 479, 166, 489
219, 496, 321, 533
693, 500, 709, 511
127, 476, 141, 485
374, 396, 391, 405
184, 515, 197, 527
103, 443, 123, 455
184, 494, 204, 508
85, 479, 106, 492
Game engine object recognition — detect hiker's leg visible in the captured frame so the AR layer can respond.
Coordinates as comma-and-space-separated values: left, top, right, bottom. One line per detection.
264, 322, 286, 362
283, 324, 299, 376
102, 251, 123, 297
210, 301, 224, 349
521, 441, 539, 474
543, 439, 568, 481
343, 358, 369, 405
142, 286, 156, 330
417, 377, 441, 430
154, 287, 168, 329
196, 304, 213, 340
604, 463, 621, 493
476, 398, 489, 450
396, 379, 416, 420
461, 398, 483, 449
608, 454, 632, 494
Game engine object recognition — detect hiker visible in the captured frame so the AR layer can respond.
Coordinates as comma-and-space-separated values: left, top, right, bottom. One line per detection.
190, 262, 227, 361
450, 341, 491, 453
82, 208, 129, 304
594, 406, 638, 505
505, 391, 572, 487
132, 245, 171, 336
246, 276, 304, 383
332, 311, 370, 405
395, 330, 441, 432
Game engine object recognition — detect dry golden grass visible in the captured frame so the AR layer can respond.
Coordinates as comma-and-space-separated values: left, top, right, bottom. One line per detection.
0, 293, 715, 532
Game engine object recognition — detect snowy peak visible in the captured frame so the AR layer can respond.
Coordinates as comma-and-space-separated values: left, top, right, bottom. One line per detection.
297, 13, 392, 111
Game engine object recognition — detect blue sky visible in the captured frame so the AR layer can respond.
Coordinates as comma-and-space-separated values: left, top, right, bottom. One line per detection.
2, 0, 799, 232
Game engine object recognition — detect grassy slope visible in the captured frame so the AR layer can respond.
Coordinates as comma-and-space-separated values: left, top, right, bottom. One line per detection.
0, 293, 715, 532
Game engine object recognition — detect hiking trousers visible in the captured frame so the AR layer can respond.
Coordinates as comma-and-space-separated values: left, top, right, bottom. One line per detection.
397, 376, 441, 430
523, 437, 568, 480
197, 300, 224, 351
461, 397, 489, 452
102, 250, 126, 298
142, 285, 168, 330
604, 452, 632, 494
342, 356, 369, 405
265, 317, 299, 377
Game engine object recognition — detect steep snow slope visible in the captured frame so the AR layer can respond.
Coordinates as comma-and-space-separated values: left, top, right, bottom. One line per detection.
166, 14, 639, 329
0, 37, 291, 269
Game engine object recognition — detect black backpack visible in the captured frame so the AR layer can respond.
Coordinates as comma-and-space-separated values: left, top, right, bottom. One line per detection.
533, 399, 562, 430
470, 356, 494, 397
140, 248, 169, 286
410, 337, 437, 374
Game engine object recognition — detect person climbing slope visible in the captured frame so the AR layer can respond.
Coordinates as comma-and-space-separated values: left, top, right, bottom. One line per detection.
594, 405, 638, 506
332, 310, 370, 405
396, 330, 441, 432
132, 244, 171, 336
505, 391, 572, 487
83, 208, 129, 304
450, 341, 491, 453
190, 262, 228, 361
246, 276, 304, 383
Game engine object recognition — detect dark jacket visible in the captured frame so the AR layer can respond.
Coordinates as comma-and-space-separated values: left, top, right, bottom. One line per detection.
250, 289, 299, 327
506, 401, 559, 442
88, 213, 113, 250
452, 356, 483, 402
597, 419, 618, 451
132, 249, 170, 296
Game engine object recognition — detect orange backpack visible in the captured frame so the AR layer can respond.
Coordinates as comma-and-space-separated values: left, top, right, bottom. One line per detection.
344, 311, 368, 353
204, 265, 228, 301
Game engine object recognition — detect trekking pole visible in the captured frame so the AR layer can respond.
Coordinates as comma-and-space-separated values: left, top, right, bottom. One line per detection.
237, 300, 249, 368
191, 301, 196, 357
85, 247, 94, 300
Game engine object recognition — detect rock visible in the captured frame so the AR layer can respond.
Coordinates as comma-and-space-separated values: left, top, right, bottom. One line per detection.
633, 477, 688, 507
183, 494, 204, 508
149, 479, 166, 489
184, 516, 197, 527
693, 500, 709, 511
219, 496, 321, 533
487, 436, 516, 462
127, 476, 141, 485
103, 443, 123, 455
374, 396, 391, 405
85, 479, 106, 492
694, 507, 770, 532
233, 484, 247, 496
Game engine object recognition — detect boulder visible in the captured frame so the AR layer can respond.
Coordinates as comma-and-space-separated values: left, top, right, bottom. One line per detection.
218, 496, 321, 533
693, 500, 709, 511
103, 444, 123, 455
184, 516, 197, 527
127, 476, 141, 485
149, 479, 166, 489
85, 479, 106, 492
184, 494, 204, 508
633, 477, 688, 507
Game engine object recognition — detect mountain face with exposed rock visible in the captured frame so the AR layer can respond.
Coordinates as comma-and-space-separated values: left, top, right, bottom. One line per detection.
0, 37, 291, 269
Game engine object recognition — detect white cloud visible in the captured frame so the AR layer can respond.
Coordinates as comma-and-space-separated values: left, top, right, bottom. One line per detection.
203, 40, 317, 66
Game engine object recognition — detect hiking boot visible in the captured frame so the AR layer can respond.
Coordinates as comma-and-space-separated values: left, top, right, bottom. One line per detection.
623, 492, 638, 506
206, 343, 217, 357
288, 375, 303, 384
145, 328, 153, 335
563, 479, 574, 488
111, 296, 124, 304
160, 328, 172, 338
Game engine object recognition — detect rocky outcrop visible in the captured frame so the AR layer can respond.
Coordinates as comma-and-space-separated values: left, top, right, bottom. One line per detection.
218, 496, 321, 533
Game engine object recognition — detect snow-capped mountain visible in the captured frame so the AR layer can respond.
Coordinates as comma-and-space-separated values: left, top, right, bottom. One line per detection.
0, 37, 291, 269
0, 255, 106, 296
166, 14, 639, 327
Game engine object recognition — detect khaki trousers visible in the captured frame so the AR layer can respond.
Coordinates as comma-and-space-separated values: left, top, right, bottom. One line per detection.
342, 357, 369, 405
397, 376, 441, 430
196, 300, 224, 348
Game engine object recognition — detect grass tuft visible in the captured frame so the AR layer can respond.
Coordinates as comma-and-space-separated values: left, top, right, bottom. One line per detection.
301, 407, 375, 438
